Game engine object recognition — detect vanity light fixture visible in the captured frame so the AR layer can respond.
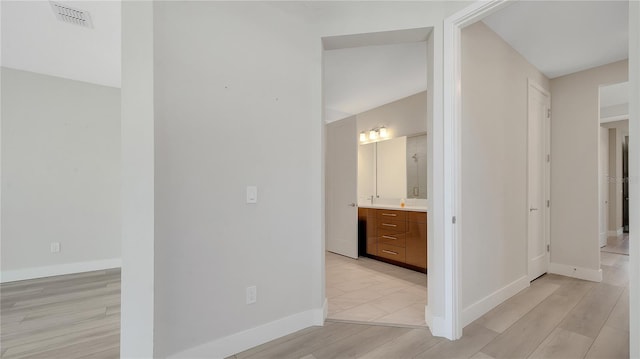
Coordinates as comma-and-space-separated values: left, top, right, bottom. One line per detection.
359, 126, 390, 142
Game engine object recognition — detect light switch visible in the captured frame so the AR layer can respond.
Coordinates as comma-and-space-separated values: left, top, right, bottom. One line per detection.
246, 186, 258, 204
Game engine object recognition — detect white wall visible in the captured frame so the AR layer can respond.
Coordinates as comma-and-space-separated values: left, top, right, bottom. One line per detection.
120, 1, 155, 357
131, 2, 469, 357
357, 91, 427, 139
599, 126, 609, 245
550, 60, 627, 277
607, 126, 625, 233
460, 22, 550, 322
0, 67, 121, 281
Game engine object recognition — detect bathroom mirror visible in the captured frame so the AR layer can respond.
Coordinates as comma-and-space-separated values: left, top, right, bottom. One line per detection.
358, 133, 427, 202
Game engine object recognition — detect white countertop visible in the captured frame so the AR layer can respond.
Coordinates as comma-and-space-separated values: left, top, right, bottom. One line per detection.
358, 203, 428, 212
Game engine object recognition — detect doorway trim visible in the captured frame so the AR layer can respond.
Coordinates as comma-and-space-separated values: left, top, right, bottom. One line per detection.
442, 0, 513, 340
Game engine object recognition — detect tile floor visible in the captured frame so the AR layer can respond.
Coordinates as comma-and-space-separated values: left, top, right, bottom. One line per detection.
326, 252, 427, 326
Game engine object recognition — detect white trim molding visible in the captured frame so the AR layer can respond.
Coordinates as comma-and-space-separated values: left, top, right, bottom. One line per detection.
442, 0, 514, 340
0, 258, 122, 283
167, 307, 325, 359
628, 1, 639, 357
607, 228, 624, 236
462, 276, 529, 326
549, 263, 603, 282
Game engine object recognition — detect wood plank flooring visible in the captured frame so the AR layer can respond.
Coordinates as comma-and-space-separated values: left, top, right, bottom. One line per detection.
0, 248, 629, 359
0, 269, 120, 359
233, 251, 629, 359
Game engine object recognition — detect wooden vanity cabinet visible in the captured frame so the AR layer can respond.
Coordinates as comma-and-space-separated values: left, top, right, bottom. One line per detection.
359, 208, 427, 272
406, 212, 427, 269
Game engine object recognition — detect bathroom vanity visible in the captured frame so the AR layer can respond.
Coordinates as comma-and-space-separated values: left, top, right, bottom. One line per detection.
358, 206, 427, 273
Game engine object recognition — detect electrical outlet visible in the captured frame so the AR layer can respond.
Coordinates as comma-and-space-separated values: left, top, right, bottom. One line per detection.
246, 286, 257, 304
50, 242, 61, 253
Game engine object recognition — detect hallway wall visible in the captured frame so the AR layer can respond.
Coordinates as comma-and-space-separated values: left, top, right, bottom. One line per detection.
460, 22, 550, 324
550, 59, 628, 279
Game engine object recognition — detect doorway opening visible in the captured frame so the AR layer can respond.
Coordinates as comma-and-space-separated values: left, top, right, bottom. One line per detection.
323, 28, 433, 327
444, 1, 634, 352
600, 81, 630, 256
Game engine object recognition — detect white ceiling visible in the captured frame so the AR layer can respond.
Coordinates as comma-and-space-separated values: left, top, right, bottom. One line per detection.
323, 42, 427, 123
600, 82, 629, 108
482, 1, 628, 79
1, 1, 121, 88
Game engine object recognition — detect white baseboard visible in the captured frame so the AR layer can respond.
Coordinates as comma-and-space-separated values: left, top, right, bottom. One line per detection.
425, 305, 457, 340
323, 298, 328, 321
549, 262, 602, 282
607, 228, 624, 236
0, 258, 122, 283
168, 306, 326, 359
462, 275, 529, 327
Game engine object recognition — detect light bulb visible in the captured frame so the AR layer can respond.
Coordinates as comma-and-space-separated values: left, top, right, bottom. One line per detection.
359, 132, 367, 142
379, 127, 388, 138
369, 130, 378, 140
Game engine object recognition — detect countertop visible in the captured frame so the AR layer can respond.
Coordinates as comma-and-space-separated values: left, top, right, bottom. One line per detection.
358, 203, 428, 212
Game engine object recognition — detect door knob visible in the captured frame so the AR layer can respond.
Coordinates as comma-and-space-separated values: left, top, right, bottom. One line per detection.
348, 203, 356, 207
530, 207, 538, 212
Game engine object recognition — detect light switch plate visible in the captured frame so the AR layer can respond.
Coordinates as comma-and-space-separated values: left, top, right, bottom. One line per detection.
50, 242, 61, 253
246, 186, 258, 204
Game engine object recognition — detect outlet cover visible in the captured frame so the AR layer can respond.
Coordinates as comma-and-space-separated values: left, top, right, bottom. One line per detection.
246, 286, 257, 304
50, 242, 61, 253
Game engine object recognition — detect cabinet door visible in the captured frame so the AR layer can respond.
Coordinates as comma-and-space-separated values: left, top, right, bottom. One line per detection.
366, 211, 377, 255
406, 221, 427, 269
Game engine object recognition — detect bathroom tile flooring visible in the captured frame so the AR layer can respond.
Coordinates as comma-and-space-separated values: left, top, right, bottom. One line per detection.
326, 252, 427, 326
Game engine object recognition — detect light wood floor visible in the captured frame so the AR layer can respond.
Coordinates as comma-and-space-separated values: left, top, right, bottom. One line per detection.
601, 233, 629, 255
0, 248, 629, 359
0, 269, 120, 359
233, 251, 629, 359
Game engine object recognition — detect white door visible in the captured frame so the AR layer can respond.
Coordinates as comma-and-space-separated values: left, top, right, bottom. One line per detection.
326, 117, 358, 259
527, 82, 550, 281
598, 127, 609, 247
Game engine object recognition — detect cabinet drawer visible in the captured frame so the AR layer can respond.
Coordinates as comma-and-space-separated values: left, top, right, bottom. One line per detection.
376, 210, 407, 221
377, 243, 406, 262
408, 211, 427, 223
377, 218, 406, 232
378, 229, 406, 247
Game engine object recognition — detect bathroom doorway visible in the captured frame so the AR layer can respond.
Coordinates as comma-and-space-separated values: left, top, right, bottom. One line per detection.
323, 27, 432, 327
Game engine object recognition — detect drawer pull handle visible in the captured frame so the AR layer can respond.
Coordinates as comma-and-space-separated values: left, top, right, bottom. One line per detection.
382, 223, 397, 227
381, 213, 397, 217
382, 250, 398, 255
382, 235, 397, 240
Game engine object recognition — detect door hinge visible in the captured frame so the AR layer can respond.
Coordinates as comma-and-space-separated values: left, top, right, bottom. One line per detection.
547, 244, 550, 252
547, 200, 550, 208
452, 216, 457, 224
547, 108, 551, 118
547, 154, 550, 163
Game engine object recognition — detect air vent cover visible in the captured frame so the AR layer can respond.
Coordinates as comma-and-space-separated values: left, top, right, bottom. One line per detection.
50, 1, 93, 28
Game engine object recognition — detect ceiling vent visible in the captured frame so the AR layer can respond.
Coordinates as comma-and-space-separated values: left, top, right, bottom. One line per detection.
50, 1, 93, 28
